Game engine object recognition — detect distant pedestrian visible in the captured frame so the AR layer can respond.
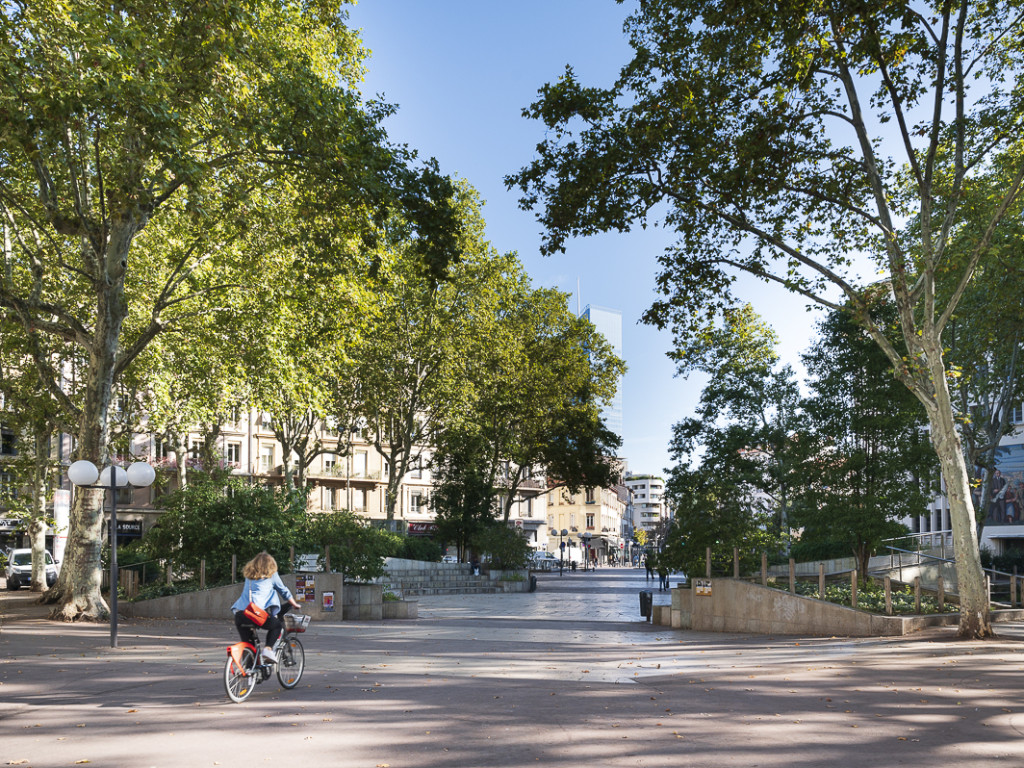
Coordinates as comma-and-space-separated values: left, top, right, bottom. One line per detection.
658, 563, 670, 591
644, 555, 654, 582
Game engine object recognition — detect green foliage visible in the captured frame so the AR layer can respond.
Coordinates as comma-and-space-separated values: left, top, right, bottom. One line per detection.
396, 536, 443, 563
794, 302, 933, 574
142, 475, 306, 584
986, 548, 1024, 575
509, 0, 1024, 634
776, 580, 959, 616
470, 522, 532, 571
662, 306, 800, 574
300, 510, 401, 583
429, 429, 498, 559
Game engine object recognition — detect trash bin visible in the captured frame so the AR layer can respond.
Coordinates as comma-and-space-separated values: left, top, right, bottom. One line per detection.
639, 589, 653, 620
529, 575, 537, 593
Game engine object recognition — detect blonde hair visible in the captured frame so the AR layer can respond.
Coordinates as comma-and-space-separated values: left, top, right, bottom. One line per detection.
242, 552, 278, 580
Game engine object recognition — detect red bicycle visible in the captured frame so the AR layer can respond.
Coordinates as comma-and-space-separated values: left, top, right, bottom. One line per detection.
224, 612, 309, 703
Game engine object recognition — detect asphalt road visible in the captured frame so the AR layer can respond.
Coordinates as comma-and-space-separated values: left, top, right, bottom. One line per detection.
3, 567, 1024, 767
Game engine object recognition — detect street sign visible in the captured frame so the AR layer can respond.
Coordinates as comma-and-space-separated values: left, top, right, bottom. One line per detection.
559, 541, 565, 550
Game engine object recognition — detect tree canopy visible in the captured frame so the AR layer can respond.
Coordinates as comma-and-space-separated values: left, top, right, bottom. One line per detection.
0, 0, 457, 620
509, 0, 1024, 638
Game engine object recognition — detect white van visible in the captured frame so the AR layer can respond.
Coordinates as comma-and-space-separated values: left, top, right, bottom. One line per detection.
5, 548, 60, 590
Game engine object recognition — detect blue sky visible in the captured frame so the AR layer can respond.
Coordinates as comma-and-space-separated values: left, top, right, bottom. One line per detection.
347, 1, 822, 475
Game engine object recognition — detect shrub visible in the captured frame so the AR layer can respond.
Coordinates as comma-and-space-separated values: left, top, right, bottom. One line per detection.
397, 536, 443, 562
773, 579, 958, 614
470, 522, 531, 570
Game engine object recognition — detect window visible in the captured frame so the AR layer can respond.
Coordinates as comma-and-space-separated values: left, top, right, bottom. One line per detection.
585, 488, 596, 504
324, 453, 337, 473
226, 442, 241, 465
229, 406, 241, 425
410, 492, 423, 514
260, 412, 273, 430
411, 457, 423, 479
155, 437, 170, 460
353, 452, 367, 477
0, 471, 17, 499
351, 488, 366, 512
259, 445, 274, 473
0, 429, 16, 456
586, 513, 595, 529
325, 488, 338, 510
1014, 403, 1024, 424
117, 487, 133, 505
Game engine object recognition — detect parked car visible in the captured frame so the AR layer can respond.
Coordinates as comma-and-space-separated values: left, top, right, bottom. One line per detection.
5, 548, 60, 590
529, 551, 559, 571
441, 555, 459, 564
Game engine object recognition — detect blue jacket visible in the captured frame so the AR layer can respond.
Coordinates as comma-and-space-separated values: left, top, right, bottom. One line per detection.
230, 573, 294, 615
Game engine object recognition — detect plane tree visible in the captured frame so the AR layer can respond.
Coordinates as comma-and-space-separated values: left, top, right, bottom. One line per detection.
0, 0, 454, 621
509, 0, 1024, 638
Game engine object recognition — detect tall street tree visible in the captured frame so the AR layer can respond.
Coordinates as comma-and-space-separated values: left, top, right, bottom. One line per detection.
508, 0, 1024, 638
796, 300, 938, 577
461, 276, 624, 523
661, 305, 803, 574
0, 0, 435, 621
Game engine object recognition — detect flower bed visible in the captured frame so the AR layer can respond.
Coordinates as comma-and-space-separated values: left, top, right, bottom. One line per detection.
770, 579, 959, 615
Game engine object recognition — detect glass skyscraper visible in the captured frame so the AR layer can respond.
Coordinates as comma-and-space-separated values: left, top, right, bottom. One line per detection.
581, 305, 623, 440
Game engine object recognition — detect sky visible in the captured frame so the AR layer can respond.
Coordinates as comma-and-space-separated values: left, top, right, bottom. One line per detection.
346, 0, 824, 476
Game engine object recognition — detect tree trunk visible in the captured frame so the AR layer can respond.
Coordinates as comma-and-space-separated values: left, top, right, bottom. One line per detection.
922, 342, 992, 638
44, 223, 134, 621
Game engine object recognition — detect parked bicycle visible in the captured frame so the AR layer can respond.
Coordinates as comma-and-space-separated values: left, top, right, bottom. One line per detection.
224, 611, 309, 703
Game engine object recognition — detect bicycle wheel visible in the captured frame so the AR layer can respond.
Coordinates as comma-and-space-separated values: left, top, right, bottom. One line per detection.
224, 646, 257, 703
276, 636, 305, 689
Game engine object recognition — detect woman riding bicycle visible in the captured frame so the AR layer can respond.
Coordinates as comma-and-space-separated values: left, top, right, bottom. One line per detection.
230, 552, 300, 663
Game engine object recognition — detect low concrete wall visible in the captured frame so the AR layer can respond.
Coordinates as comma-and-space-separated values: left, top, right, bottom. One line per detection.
122, 573, 417, 622
653, 578, 957, 637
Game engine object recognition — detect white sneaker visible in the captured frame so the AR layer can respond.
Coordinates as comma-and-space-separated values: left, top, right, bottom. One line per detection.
261, 647, 277, 663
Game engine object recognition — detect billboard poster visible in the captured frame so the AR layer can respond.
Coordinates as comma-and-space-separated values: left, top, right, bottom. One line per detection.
984, 444, 1024, 524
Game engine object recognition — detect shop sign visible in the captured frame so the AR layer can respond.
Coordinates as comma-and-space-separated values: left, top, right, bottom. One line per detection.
407, 522, 437, 537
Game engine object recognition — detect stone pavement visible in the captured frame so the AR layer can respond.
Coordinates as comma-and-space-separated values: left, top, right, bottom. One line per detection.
3, 567, 1024, 767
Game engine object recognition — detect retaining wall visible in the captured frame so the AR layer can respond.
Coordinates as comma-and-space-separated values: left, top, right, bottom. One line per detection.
121, 573, 418, 622
653, 578, 954, 636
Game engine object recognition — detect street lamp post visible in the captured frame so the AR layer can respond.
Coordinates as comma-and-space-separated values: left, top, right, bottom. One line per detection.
583, 531, 593, 571
68, 460, 156, 648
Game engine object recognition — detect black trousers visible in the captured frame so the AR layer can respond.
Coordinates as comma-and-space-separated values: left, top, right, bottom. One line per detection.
235, 606, 285, 648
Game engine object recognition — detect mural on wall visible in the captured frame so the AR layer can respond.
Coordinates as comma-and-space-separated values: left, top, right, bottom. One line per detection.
984, 444, 1024, 525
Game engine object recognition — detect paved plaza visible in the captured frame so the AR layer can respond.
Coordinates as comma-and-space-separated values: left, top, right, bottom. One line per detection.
3, 567, 1024, 767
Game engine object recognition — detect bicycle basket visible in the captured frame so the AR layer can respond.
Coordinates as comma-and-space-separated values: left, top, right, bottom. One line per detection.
283, 613, 310, 632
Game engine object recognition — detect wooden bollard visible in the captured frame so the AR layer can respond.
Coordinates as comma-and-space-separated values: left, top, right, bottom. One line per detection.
166, 562, 172, 586
733, 548, 739, 578
761, 552, 767, 586
819, 563, 825, 600
232, 554, 237, 583
789, 558, 796, 594
884, 576, 892, 615
914, 576, 921, 614
937, 576, 945, 612
200, 559, 206, 590
851, 570, 858, 608
706, 547, 712, 578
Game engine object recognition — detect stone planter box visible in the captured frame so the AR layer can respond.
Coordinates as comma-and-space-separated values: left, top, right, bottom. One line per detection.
343, 582, 383, 620
382, 599, 418, 619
